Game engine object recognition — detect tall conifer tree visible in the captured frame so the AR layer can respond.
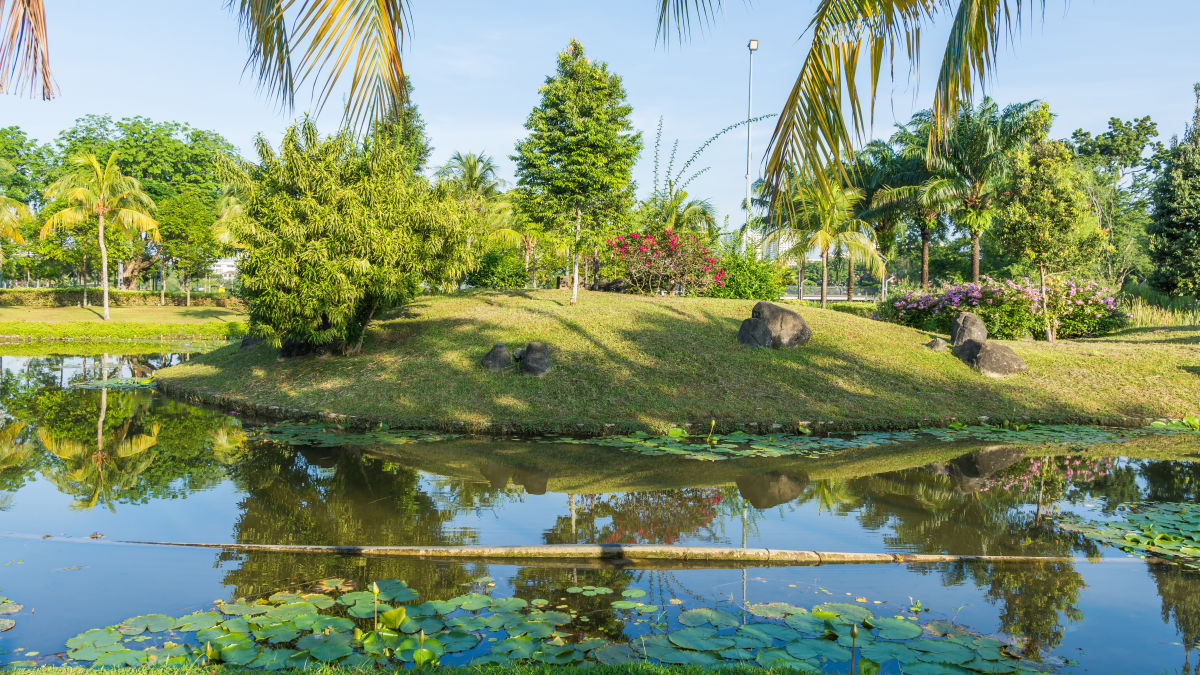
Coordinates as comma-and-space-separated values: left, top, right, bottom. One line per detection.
1149, 85, 1200, 297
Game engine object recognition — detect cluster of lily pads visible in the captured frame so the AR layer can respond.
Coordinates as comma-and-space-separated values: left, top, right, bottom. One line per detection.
70, 377, 156, 391
42, 578, 1046, 673
1057, 501, 1200, 569
536, 423, 1178, 462
0, 593, 20, 634
249, 422, 461, 448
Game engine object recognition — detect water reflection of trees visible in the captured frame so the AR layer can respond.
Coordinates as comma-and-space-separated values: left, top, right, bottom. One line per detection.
0, 353, 241, 509
220, 445, 486, 601
541, 488, 734, 545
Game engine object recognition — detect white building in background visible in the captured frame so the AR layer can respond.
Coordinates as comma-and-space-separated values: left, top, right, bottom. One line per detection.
211, 257, 238, 281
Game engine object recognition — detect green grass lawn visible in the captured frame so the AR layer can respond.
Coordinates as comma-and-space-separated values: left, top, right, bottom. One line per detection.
0, 305, 249, 341
154, 289, 1200, 434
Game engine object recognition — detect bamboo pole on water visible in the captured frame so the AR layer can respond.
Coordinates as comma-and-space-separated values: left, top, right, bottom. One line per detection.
16, 535, 1143, 567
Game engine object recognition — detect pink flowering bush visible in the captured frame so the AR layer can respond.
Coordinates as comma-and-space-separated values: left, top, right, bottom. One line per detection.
980, 456, 1114, 502
877, 276, 1127, 339
607, 229, 726, 295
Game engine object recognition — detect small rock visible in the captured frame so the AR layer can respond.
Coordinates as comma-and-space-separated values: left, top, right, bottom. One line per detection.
513, 347, 526, 361
520, 342, 552, 376
950, 312, 988, 347
955, 339, 1027, 377
751, 301, 813, 347
481, 343, 512, 371
925, 337, 949, 352
737, 317, 773, 348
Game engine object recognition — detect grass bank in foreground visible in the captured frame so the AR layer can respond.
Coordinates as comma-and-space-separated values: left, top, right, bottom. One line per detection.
154, 289, 1200, 434
0, 306, 248, 341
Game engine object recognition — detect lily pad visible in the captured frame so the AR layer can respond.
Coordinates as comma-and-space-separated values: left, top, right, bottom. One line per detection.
677, 607, 740, 628
871, 616, 923, 640
668, 626, 736, 651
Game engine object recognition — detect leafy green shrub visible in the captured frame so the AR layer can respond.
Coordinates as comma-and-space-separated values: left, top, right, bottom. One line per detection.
468, 250, 528, 290
704, 237, 784, 301
230, 120, 471, 354
0, 287, 241, 308
1046, 278, 1130, 338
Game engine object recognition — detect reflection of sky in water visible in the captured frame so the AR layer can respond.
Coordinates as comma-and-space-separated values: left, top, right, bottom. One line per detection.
1, 352, 1200, 672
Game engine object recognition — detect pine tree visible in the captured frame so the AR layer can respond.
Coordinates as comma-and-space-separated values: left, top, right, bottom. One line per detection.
1148, 85, 1200, 296
511, 40, 642, 305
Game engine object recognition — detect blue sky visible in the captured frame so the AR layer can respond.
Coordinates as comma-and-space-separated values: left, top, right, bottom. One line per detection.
6, 1, 1200, 222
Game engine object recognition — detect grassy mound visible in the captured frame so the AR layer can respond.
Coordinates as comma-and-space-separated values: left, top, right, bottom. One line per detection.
154, 289, 1200, 434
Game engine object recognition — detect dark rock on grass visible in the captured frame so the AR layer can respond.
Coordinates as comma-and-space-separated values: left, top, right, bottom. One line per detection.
737, 317, 773, 348
597, 278, 628, 293
752, 301, 813, 347
240, 335, 263, 350
951, 311, 988, 347
520, 342, 552, 376
481, 343, 512, 371
954, 339, 1027, 377
736, 471, 810, 509
925, 337, 949, 352
513, 347, 526, 361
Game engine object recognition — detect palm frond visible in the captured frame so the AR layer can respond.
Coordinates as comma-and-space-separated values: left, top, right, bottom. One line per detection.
0, 0, 56, 99
655, 0, 724, 43
229, 0, 294, 108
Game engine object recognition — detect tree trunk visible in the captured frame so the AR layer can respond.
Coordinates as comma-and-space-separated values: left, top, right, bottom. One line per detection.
1039, 266, 1054, 343
820, 250, 829, 309
570, 210, 581, 306
99, 213, 111, 320
523, 245, 533, 289
970, 231, 981, 284
185, 276, 191, 307
160, 266, 166, 306
847, 252, 855, 301
796, 264, 804, 301
921, 225, 931, 289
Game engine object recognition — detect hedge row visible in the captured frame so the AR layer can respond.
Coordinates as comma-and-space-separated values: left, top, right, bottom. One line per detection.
0, 287, 244, 308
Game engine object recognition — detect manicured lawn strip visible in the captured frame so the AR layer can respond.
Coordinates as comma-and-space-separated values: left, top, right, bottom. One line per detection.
0, 320, 246, 341
0, 306, 247, 323
0, 304, 249, 341
0, 341, 223, 357
154, 289, 1200, 435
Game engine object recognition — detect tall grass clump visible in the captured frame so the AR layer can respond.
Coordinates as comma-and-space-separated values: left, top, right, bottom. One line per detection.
1121, 283, 1200, 328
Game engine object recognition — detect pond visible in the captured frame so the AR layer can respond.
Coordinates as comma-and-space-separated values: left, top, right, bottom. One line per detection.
1, 346, 1199, 673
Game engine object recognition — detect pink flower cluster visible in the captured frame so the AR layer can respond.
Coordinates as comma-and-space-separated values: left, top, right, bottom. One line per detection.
609, 228, 725, 295
979, 456, 1115, 496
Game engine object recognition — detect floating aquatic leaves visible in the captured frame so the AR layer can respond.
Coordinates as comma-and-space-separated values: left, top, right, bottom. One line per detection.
249, 421, 460, 448
71, 377, 156, 390
1057, 501, 1200, 569
538, 424, 1189, 462
53, 577, 1044, 673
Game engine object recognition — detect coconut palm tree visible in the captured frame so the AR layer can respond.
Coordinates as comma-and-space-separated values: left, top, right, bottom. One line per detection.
435, 151, 504, 213
0, 159, 28, 284
41, 152, 158, 320
764, 177, 884, 308
2, 0, 408, 132
655, 1, 1060, 207
889, 98, 1041, 282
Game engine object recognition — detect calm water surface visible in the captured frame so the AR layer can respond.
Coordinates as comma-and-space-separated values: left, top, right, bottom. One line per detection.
0, 348, 1198, 673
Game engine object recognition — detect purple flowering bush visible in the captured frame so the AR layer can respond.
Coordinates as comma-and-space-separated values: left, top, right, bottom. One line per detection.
878, 276, 1127, 340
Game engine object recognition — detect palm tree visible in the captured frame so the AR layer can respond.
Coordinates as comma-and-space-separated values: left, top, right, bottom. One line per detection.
41, 152, 158, 320
849, 141, 905, 295
642, 180, 718, 235
435, 151, 504, 212
656, 2, 1060, 208
764, 177, 884, 308
893, 98, 1041, 282
2, 1, 408, 132
0, 159, 28, 285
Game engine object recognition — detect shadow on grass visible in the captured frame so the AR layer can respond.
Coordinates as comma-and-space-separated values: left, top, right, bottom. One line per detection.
1091, 325, 1200, 345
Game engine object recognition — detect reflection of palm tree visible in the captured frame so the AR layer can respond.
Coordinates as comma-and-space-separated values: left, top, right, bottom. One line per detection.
0, 420, 30, 509
37, 423, 160, 512
801, 478, 860, 515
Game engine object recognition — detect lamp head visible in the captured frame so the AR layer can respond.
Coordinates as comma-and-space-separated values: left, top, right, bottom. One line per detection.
748, 39, 759, 52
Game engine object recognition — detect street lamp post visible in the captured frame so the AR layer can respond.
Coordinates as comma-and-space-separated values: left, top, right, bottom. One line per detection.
745, 39, 758, 230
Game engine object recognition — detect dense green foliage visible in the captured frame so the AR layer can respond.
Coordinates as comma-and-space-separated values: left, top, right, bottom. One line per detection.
230, 119, 472, 354
512, 40, 641, 304
704, 235, 785, 301
1149, 93, 1200, 297
467, 250, 528, 290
